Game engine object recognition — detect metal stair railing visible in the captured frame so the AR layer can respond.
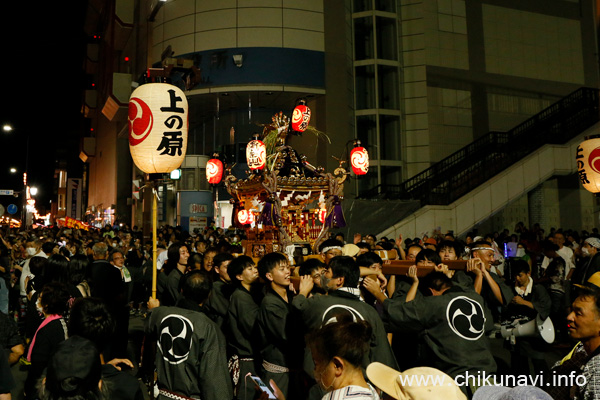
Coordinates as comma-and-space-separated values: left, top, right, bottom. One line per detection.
359, 87, 600, 205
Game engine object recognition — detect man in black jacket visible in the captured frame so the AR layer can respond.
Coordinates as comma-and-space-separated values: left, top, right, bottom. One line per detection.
147, 270, 233, 400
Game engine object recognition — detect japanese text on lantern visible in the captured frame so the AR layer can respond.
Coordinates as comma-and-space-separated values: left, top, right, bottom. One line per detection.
156, 89, 185, 156
577, 145, 590, 185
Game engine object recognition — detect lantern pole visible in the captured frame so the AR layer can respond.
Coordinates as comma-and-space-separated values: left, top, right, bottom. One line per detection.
146, 174, 162, 300
152, 183, 158, 299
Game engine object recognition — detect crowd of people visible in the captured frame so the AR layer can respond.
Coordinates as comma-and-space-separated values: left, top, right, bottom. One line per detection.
1, 221, 600, 400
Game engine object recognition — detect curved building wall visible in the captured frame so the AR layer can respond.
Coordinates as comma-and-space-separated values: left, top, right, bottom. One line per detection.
152, 0, 325, 88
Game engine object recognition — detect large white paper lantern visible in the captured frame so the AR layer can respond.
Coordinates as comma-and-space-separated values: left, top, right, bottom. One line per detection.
246, 139, 266, 170
128, 83, 188, 173
577, 135, 600, 194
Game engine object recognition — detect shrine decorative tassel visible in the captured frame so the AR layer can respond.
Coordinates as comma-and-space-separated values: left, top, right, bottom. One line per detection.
324, 195, 346, 228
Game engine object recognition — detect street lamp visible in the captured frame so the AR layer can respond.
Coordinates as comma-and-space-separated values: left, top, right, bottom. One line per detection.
30, 187, 38, 196
3, 123, 32, 229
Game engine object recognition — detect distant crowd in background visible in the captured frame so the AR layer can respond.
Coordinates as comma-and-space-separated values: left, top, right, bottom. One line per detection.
1, 220, 600, 400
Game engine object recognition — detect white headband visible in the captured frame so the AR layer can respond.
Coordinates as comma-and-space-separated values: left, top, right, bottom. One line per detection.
322, 246, 343, 254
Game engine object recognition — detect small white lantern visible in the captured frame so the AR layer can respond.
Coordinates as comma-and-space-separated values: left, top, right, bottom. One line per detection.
128, 83, 188, 174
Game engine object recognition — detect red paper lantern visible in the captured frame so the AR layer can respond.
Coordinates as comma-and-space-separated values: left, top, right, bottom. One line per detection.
317, 208, 327, 224
237, 210, 255, 225
206, 158, 223, 185
350, 144, 369, 176
246, 139, 266, 170
291, 104, 311, 132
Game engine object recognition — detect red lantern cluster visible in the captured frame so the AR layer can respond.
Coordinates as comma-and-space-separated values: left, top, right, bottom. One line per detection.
246, 139, 266, 170
350, 143, 369, 176
291, 103, 311, 132
206, 158, 223, 185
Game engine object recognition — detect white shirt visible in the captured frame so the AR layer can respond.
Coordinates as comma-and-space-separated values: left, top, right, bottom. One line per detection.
19, 252, 48, 296
322, 384, 380, 400
541, 246, 575, 278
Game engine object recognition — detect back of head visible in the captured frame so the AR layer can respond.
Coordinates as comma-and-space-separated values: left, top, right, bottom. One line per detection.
40, 281, 71, 316
257, 252, 288, 281
29, 256, 49, 290
92, 242, 108, 260
47, 254, 71, 284
69, 254, 90, 285
512, 259, 531, 276
307, 314, 372, 368
68, 297, 115, 352
422, 271, 453, 294
42, 336, 103, 400
329, 256, 360, 288
180, 270, 212, 304
42, 241, 57, 255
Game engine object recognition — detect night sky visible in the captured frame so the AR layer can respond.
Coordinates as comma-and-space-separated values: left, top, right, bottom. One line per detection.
0, 3, 88, 212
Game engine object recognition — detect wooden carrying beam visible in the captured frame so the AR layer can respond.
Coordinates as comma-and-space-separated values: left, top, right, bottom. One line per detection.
381, 260, 467, 277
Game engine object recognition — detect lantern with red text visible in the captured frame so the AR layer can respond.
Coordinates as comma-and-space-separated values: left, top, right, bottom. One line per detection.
237, 210, 255, 225
577, 135, 600, 194
350, 142, 369, 176
291, 100, 311, 133
206, 158, 224, 185
128, 83, 188, 173
246, 138, 266, 170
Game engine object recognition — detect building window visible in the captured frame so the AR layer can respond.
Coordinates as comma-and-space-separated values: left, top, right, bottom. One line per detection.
376, 17, 397, 60
378, 65, 399, 109
375, 0, 395, 12
354, 17, 374, 60
379, 115, 401, 160
355, 65, 376, 109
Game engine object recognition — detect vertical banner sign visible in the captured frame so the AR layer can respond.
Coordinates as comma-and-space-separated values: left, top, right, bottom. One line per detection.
128, 83, 188, 174
577, 136, 600, 194
66, 178, 82, 220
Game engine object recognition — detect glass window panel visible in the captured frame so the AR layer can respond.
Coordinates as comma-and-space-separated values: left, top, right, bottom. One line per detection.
181, 169, 198, 191
355, 65, 376, 109
358, 172, 379, 195
354, 17, 374, 60
353, 0, 372, 12
379, 115, 401, 160
376, 17, 397, 60
378, 65, 399, 109
381, 165, 402, 185
375, 0, 396, 12
356, 115, 378, 156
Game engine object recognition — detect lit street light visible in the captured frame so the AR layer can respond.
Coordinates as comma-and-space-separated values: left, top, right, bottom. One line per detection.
9, 168, 16, 173
2, 124, 13, 133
